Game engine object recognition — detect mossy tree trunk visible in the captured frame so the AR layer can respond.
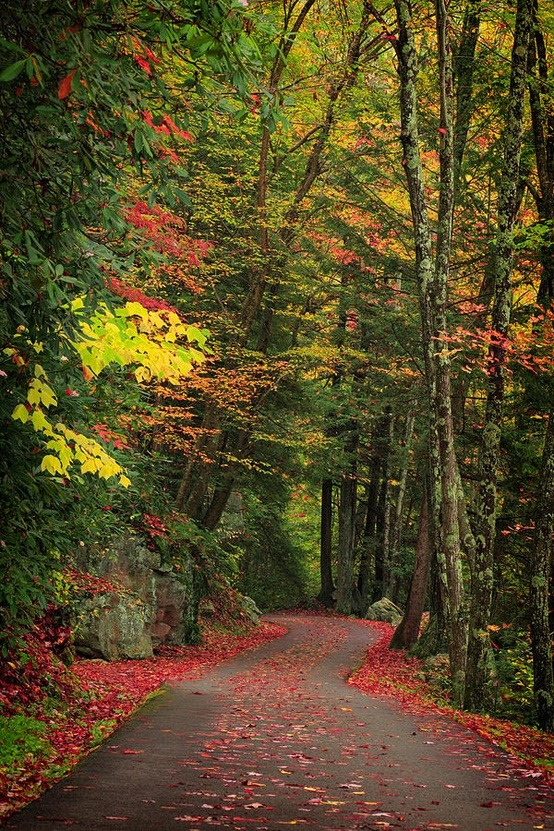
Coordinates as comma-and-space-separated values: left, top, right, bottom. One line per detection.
464, 0, 532, 711
530, 408, 554, 732
393, 0, 466, 704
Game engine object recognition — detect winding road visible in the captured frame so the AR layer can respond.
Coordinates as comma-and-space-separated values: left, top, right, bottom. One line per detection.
5, 615, 554, 830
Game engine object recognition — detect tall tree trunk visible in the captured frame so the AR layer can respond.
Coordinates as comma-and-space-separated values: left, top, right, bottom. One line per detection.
452, 0, 481, 188
358, 410, 393, 608
318, 478, 335, 606
527, 4, 554, 731
530, 408, 554, 732
335, 473, 357, 615
464, 0, 532, 711
335, 429, 359, 615
528, 0, 554, 305
393, 0, 466, 704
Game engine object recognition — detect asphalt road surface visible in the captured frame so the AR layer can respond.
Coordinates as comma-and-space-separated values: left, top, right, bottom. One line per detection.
5, 615, 554, 830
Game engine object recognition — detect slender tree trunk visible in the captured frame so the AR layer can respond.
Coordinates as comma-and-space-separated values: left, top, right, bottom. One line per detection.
390, 491, 430, 650
388, 412, 415, 603
358, 410, 392, 607
530, 408, 554, 732
453, 0, 481, 188
464, 0, 532, 711
318, 478, 335, 606
528, 0, 554, 305
336, 428, 358, 615
527, 5, 554, 730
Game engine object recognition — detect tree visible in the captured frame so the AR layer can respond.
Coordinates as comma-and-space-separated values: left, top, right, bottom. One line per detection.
0, 0, 260, 636
464, 0, 533, 711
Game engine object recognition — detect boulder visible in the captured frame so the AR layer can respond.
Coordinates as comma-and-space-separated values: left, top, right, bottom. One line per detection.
239, 595, 262, 625
74, 592, 153, 660
365, 597, 404, 626
72, 536, 195, 660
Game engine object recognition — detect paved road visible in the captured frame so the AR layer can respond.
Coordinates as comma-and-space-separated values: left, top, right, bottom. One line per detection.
4, 615, 554, 830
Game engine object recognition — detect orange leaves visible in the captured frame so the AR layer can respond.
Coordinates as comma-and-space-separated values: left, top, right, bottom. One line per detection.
57, 70, 75, 100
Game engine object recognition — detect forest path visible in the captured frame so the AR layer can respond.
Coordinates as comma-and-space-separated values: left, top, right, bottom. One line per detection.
5, 615, 553, 831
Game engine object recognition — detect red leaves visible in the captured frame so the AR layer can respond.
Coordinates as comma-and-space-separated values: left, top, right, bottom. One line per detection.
142, 111, 194, 141
351, 621, 554, 780
130, 38, 160, 75
105, 276, 181, 314
121, 200, 213, 267
58, 70, 75, 100
140, 512, 170, 542
0, 616, 286, 821
92, 422, 129, 450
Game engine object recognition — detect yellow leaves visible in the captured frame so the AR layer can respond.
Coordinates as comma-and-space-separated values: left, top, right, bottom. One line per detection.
31, 409, 50, 431
12, 404, 30, 423
27, 377, 58, 408
10, 298, 207, 489
41, 455, 64, 475
134, 365, 152, 383
72, 297, 208, 386
11, 362, 130, 487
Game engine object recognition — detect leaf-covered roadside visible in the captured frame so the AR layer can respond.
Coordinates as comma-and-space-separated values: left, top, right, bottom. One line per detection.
350, 621, 554, 780
2, 614, 554, 825
0, 620, 286, 822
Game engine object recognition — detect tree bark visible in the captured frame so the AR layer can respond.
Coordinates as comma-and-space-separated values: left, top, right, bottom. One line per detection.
318, 478, 335, 606
388, 412, 415, 603
464, 0, 532, 711
390, 490, 430, 650
393, 0, 466, 704
530, 408, 554, 732
335, 428, 359, 615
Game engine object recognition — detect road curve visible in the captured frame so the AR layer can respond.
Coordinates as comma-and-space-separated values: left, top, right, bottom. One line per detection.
4, 614, 553, 830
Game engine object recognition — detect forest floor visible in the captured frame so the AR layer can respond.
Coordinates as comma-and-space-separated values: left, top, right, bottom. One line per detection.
1, 611, 554, 827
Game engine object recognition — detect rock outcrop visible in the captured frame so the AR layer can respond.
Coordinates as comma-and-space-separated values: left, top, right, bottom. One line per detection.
73, 536, 196, 660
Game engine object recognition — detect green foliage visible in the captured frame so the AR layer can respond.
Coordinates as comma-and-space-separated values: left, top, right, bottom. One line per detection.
236, 491, 312, 610
490, 627, 536, 724
0, 0, 263, 640
0, 715, 52, 770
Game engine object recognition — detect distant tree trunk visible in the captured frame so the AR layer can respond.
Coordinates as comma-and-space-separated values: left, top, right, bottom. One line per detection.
357, 410, 393, 607
335, 473, 357, 615
452, 0, 481, 188
318, 478, 335, 606
530, 408, 554, 732
388, 411, 415, 603
390, 491, 430, 650
381, 416, 395, 596
336, 429, 358, 615
464, 0, 532, 711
